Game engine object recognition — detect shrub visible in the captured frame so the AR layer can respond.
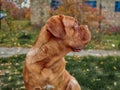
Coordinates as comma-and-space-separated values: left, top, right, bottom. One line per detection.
1, 0, 29, 20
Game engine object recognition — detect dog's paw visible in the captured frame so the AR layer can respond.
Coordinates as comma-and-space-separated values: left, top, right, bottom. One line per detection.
66, 78, 81, 90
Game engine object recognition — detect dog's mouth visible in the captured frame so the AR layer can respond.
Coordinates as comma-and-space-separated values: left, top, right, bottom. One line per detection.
72, 48, 81, 52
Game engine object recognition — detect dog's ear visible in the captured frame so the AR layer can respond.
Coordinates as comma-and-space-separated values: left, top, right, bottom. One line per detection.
46, 15, 66, 39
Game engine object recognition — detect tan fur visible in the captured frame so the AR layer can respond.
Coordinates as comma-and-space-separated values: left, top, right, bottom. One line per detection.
23, 15, 91, 90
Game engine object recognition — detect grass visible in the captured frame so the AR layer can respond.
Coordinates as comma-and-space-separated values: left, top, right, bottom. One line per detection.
1, 19, 31, 31
0, 55, 120, 90
0, 29, 38, 47
85, 34, 120, 50
66, 56, 120, 90
0, 20, 39, 47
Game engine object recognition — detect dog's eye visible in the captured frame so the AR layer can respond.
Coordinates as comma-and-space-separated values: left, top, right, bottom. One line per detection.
72, 26, 75, 29
72, 23, 79, 31
71, 20, 80, 31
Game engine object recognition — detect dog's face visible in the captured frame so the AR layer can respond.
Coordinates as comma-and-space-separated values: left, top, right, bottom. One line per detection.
46, 15, 91, 52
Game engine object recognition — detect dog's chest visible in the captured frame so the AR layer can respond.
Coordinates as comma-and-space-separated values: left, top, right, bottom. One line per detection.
27, 64, 62, 80
24, 58, 66, 88
40, 68, 55, 81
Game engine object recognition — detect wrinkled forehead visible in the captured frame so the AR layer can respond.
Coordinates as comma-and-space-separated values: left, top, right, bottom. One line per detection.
63, 16, 77, 27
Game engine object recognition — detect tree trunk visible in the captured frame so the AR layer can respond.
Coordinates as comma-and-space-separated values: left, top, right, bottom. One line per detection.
30, 0, 50, 28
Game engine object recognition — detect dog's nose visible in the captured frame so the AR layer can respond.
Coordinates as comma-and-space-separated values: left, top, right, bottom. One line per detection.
81, 25, 91, 44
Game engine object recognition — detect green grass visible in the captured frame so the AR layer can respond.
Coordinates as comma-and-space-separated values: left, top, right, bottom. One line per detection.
0, 20, 39, 47
85, 34, 120, 50
66, 56, 120, 90
0, 55, 120, 90
0, 29, 38, 47
1, 20, 31, 31
0, 55, 26, 90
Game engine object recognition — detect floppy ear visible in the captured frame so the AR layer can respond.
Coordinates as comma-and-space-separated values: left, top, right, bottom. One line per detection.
46, 15, 66, 39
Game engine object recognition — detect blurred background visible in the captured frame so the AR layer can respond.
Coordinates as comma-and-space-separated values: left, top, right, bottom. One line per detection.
0, 0, 120, 90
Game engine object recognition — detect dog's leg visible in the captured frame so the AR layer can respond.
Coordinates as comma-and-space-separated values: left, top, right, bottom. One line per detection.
66, 77, 81, 90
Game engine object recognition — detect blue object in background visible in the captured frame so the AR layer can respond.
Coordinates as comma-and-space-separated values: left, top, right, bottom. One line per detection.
85, 1, 97, 8
0, 11, 7, 20
51, 0, 62, 10
115, 1, 120, 12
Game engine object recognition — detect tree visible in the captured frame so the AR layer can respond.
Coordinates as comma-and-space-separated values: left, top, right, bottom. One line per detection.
30, 0, 50, 28
1, 0, 26, 20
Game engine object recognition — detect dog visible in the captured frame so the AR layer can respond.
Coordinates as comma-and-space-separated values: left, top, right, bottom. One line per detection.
23, 15, 91, 90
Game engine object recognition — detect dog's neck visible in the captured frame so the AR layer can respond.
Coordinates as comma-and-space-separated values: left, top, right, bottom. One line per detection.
26, 37, 71, 66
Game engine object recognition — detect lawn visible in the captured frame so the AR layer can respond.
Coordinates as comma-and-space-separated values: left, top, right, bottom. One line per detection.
0, 20, 38, 47
0, 55, 120, 90
0, 29, 38, 47
85, 34, 120, 50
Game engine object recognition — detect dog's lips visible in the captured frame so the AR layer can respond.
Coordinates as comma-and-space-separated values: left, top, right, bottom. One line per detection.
72, 48, 81, 52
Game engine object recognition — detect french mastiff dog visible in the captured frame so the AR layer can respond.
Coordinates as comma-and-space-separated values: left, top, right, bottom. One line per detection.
23, 15, 91, 90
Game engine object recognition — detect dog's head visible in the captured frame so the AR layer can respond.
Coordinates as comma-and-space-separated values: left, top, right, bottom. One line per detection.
46, 15, 91, 52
